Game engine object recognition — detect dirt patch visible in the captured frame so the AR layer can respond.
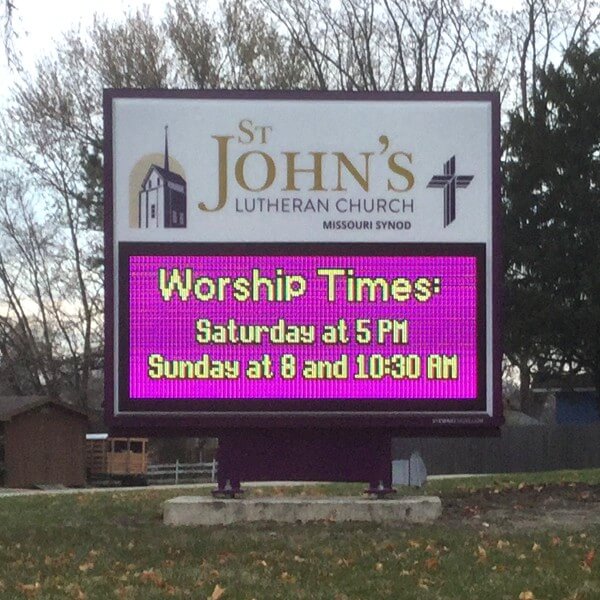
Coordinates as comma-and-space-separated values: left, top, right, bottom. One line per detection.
439, 482, 600, 532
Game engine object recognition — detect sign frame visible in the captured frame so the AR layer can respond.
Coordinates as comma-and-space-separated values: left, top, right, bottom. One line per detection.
103, 89, 502, 434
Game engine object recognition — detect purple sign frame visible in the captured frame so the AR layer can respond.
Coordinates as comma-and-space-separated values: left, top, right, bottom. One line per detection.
104, 89, 502, 435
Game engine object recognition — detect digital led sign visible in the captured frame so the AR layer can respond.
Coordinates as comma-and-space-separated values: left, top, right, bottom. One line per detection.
105, 90, 501, 431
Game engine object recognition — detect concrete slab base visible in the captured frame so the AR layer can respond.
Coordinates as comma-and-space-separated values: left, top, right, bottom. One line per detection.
163, 496, 442, 526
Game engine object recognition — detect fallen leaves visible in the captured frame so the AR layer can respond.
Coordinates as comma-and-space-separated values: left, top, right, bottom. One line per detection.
424, 557, 439, 571
476, 545, 487, 563
114, 585, 134, 599
65, 584, 87, 600
217, 552, 235, 565
42, 551, 74, 569
377, 540, 397, 552
463, 505, 481, 518
78, 562, 94, 573
16, 582, 41, 597
581, 549, 596, 572
209, 584, 226, 600
280, 571, 296, 583
417, 577, 433, 590
139, 569, 165, 588
5, 477, 600, 600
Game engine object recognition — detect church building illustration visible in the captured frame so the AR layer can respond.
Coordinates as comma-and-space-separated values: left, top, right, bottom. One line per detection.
138, 127, 187, 228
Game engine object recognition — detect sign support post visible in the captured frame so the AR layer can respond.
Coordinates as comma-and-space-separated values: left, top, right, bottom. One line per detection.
212, 430, 395, 498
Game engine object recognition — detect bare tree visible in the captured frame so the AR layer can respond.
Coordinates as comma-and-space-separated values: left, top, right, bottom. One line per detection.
258, 0, 516, 94
166, 0, 223, 88
1, 0, 18, 66
221, 0, 315, 88
2, 81, 99, 405
448, 2, 516, 100
87, 9, 174, 89
1, 0, 597, 407
0, 0, 310, 405
0, 173, 103, 402
512, 0, 599, 116
257, 0, 335, 89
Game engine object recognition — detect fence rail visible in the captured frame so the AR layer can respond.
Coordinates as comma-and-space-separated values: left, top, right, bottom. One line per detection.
144, 426, 600, 484
146, 460, 217, 484
392, 424, 600, 475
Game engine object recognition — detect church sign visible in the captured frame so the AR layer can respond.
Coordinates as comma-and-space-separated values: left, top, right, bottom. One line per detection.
104, 90, 501, 432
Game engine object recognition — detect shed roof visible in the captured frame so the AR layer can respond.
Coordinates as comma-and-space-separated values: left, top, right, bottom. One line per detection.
0, 396, 89, 422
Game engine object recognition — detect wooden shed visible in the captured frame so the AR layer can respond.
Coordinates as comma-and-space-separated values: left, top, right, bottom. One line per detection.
0, 396, 88, 488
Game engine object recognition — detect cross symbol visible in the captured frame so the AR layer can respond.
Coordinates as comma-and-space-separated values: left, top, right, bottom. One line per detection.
427, 156, 474, 227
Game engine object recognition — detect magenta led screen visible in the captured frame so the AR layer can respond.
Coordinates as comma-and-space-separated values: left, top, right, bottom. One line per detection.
124, 248, 484, 404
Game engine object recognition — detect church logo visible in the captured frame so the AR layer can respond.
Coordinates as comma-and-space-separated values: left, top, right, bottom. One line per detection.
427, 156, 474, 228
129, 126, 187, 229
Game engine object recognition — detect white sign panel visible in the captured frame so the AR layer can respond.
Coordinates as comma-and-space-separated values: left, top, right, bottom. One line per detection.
112, 97, 492, 244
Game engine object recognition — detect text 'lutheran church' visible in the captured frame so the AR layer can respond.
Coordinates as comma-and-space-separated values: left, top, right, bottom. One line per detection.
138, 126, 187, 229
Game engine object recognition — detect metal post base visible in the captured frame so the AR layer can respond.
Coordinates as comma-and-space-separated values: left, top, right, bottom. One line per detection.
364, 483, 398, 499
212, 477, 245, 499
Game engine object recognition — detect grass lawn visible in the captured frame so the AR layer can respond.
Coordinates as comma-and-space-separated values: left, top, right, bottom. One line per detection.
1, 470, 600, 599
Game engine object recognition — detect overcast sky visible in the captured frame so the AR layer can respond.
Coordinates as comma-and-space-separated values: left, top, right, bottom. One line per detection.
1, 0, 522, 103
1, 0, 186, 103
5, 0, 208, 74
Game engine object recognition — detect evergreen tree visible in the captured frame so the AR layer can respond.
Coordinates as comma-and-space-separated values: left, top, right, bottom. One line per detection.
504, 44, 600, 404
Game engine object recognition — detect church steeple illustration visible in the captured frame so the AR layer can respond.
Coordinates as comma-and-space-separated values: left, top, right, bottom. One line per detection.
137, 125, 187, 229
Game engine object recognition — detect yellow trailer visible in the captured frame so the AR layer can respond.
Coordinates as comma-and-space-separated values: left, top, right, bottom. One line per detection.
86, 435, 148, 485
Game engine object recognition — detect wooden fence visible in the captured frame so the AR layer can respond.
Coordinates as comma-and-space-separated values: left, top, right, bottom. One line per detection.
392, 425, 600, 475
